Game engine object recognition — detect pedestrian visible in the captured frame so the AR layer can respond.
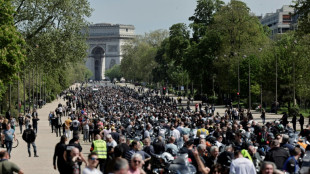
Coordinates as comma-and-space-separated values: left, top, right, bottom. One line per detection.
90, 134, 107, 173
281, 112, 288, 127
71, 117, 80, 136
53, 135, 68, 174
32, 109, 38, 118
261, 109, 266, 124
22, 124, 39, 157
32, 115, 40, 133
82, 152, 103, 174
292, 114, 297, 132
82, 117, 90, 142
24, 115, 30, 130
67, 147, 82, 174
18, 113, 24, 134
55, 114, 62, 137
64, 135, 87, 173
0, 150, 24, 174
65, 117, 72, 139
3, 123, 16, 157
299, 114, 304, 132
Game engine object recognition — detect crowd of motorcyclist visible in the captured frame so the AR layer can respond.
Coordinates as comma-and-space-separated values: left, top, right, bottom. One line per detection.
51, 83, 310, 174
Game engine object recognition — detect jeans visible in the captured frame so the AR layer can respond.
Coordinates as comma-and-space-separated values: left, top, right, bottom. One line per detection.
19, 124, 23, 134
55, 126, 62, 137
33, 126, 38, 133
83, 129, 89, 142
27, 142, 37, 156
5, 141, 13, 155
65, 130, 71, 139
25, 123, 29, 130
98, 159, 106, 173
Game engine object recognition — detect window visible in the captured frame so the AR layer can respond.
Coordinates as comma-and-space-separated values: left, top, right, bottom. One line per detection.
283, 15, 291, 22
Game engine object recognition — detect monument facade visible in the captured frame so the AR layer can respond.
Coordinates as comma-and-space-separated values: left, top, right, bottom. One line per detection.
86, 23, 135, 80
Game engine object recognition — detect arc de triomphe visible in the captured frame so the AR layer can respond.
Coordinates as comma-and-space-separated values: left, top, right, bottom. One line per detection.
86, 23, 135, 80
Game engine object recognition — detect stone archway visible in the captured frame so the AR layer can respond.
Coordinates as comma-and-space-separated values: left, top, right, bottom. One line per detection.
109, 59, 116, 69
91, 47, 105, 80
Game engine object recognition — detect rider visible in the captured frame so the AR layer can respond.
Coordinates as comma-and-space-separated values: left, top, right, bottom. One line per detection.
196, 124, 209, 138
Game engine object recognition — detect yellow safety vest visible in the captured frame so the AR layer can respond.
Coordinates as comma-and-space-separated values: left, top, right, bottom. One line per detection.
93, 140, 107, 159
196, 128, 209, 137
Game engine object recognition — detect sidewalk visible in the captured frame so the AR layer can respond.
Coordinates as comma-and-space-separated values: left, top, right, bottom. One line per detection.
0, 83, 83, 174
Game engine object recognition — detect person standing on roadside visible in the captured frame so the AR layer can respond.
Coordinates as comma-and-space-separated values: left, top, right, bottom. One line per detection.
2, 123, 16, 157
18, 114, 24, 134
71, 117, 80, 136
55, 114, 62, 137
90, 134, 107, 173
22, 124, 38, 157
299, 114, 305, 132
53, 135, 68, 174
10, 116, 16, 131
0, 150, 24, 174
65, 117, 72, 139
32, 109, 38, 118
32, 115, 40, 134
24, 115, 30, 130
292, 114, 297, 132
64, 135, 87, 173
82, 152, 103, 174
261, 109, 266, 125
82, 117, 89, 142
67, 147, 82, 174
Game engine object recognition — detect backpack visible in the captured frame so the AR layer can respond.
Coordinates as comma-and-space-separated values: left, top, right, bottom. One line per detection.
22, 129, 34, 143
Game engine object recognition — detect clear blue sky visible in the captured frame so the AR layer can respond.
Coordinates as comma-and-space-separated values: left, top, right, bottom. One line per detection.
87, 0, 293, 34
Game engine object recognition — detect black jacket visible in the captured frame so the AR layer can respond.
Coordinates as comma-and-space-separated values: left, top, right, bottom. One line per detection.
265, 147, 290, 169
22, 128, 36, 143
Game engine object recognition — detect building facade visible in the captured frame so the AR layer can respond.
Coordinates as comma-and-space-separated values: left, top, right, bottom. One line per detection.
85, 23, 135, 80
260, 5, 294, 37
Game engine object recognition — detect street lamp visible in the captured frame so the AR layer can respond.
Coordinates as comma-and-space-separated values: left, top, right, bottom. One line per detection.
243, 55, 251, 111
258, 48, 263, 113
293, 40, 297, 107
234, 53, 241, 110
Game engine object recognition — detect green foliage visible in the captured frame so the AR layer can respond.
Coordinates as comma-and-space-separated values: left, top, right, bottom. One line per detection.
0, 0, 26, 100
121, 30, 168, 83
189, 0, 224, 41
0, 0, 92, 112
15, 0, 91, 91
105, 65, 122, 81
292, 0, 310, 35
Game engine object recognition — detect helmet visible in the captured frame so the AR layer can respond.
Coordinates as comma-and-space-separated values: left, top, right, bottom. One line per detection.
161, 152, 174, 163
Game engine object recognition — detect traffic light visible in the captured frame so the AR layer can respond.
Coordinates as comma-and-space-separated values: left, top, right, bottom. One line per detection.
237, 92, 240, 96
163, 87, 166, 95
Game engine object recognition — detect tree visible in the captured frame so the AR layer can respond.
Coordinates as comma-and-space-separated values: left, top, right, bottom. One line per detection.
12, 0, 91, 96
105, 65, 122, 81
0, 0, 26, 100
189, 0, 224, 42
121, 30, 168, 83
212, 0, 269, 98
292, 0, 310, 35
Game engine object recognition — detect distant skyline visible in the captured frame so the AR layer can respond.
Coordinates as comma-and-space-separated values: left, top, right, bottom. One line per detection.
87, 0, 293, 34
